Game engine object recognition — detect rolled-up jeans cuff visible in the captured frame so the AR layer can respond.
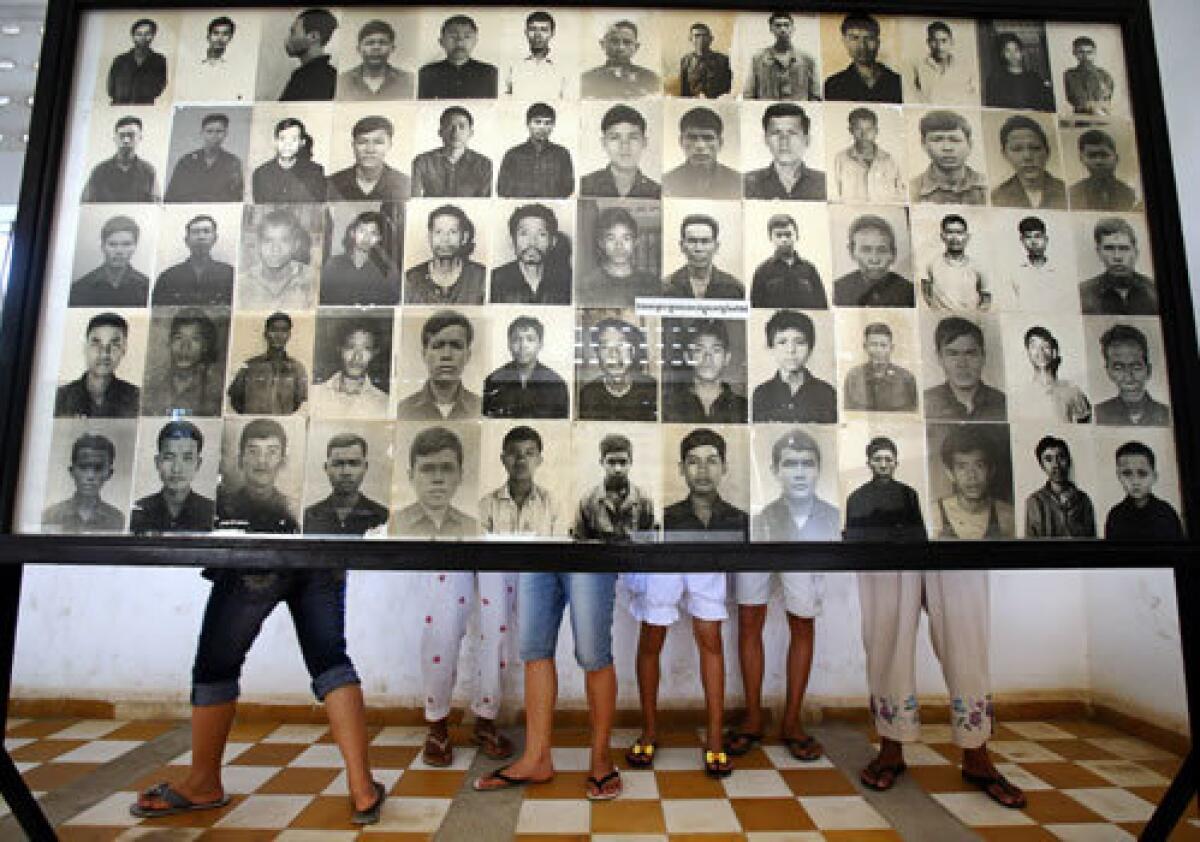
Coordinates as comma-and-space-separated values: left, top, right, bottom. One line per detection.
312, 663, 360, 701
191, 679, 239, 707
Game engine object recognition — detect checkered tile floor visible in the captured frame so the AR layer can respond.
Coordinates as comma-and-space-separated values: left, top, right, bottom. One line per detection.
3, 716, 1196, 840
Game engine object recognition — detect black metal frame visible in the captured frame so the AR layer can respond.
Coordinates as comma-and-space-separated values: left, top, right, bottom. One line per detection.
0, 0, 1196, 837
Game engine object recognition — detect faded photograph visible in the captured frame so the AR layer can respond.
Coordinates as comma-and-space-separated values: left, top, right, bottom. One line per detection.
410, 102, 497, 198
905, 107, 988, 205
489, 200, 574, 305
247, 105, 333, 203
828, 205, 914, 308
390, 421, 482, 538
661, 425, 749, 542
1061, 120, 1143, 212
395, 308, 488, 420
576, 310, 658, 422
574, 199, 662, 307
141, 307, 230, 417
1000, 313, 1092, 423
899, 17, 980, 106
749, 425, 841, 541
1075, 214, 1156, 316
325, 108, 412, 202
41, 419, 136, 534
926, 423, 1016, 539
496, 9, 582, 100
402, 200, 490, 305
320, 202, 403, 306
835, 308, 920, 414
130, 417, 222, 535
153, 206, 240, 306
1084, 317, 1172, 428
662, 101, 742, 200
990, 209, 1080, 315
824, 102, 907, 205
819, 12, 903, 103
978, 20, 1055, 111
1011, 425, 1099, 539
838, 421, 928, 541
164, 107, 251, 203
173, 11, 261, 103
740, 100, 826, 201
482, 309, 572, 419
738, 10, 821, 101
661, 201, 744, 300
580, 12, 663, 99
414, 11, 502, 100
310, 308, 394, 418
743, 202, 832, 309
1048, 22, 1130, 118
215, 415, 307, 533
477, 419, 572, 539
225, 311, 314, 416
577, 101, 663, 199
1094, 428, 1184, 540
331, 12, 418, 101
70, 205, 159, 308
255, 7, 343, 102
301, 419, 395, 534
920, 314, 1008, 422
55, 310, 147, 420
983, 110, 1067, 210
96, 13, 175, 106
911, 206, 995, 312
748, 308, 838, 424
662, 12, 735, 99
237, 203, 324, 310
570, 421, 661, 542
81, 110, 166, 204
661, 318, 748, 424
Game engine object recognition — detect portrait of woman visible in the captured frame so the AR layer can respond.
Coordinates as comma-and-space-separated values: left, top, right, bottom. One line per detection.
319, 210, 401, 305
983, 33, 1054, 111
251, 117, 327, 203
1017, 326, 1091, 423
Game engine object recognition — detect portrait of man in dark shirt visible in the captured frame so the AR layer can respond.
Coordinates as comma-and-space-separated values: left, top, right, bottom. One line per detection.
843, 437, 926, 541
662, 214, 744, 300
923, 316, 1007, 422
70, 215, 150, 308
751, 309, 837, 424
304, 432, 389, 535
661, 106, 741, 200
404, 205, 486, 305
1025, 436, 1096, 538
152, 214, 235, 306
396, 310, 481, 420
81, 116, 160, 203
1094, 324, 1170, 427
1080, 217, 1157, 316
216, 418, 301, 533
131, 420, 216, 535
1064, 36, 1115, 115
576, 205, 661, 307
832, 214, 913, 307
910, 110, 987, 206
664, 428, 747, 542
823, 13, 902, 103
279, 8, 338, 101
744, 102, 826, 201
55, 312, 141, 419
1069, 129, 1139, 212
678, 22, 732, 98
843, 322, 918, 413
578, 317, 657, 422
141, 309, 226, 417
418, 14, 498, 99
581, 19, 662, 99
497, 102, 575, 198
165, 113, 246, 203
491, 203, 572, 304
1104, 441, 1184, 540
107, 17, 167, 105
573, 433, 657, 543
744, 11, 819, 101
750, 213, 827, 309
411, 106, 493, 198
662, 319, 747, 424
580, 105, 661, 199
226, 312, 309, 416
42, 433, 126, 534
336, 19, 415, 101
482, 315, 569, 419
327, 115, 411, 202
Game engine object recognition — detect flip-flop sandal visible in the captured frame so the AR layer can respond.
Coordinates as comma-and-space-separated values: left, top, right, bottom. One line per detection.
472, 767, 552, 792
625, 738, 657, 769
784, 735, 824, 762
723, 731, 763, 756
703, 749, 733, 779
585, 768, 622, 801
422, 729, 453, 767
129, 782, 231, 818
351, 780, 387, 826
471, 724, 515, 760
860, 759, 907, 791
962, 769, 1027, 809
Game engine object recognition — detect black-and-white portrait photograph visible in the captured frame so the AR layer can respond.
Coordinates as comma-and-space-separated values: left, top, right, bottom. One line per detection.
81, 108, 169, 204
978, 20, 1056, 111
576, 310, 659, 423
215, 414, 307, 533
660, 318, 748, 424
818, 12, 904, 104
926, 422, 1015, 539
740, 100, 827, 201
661, 424, 749, 543
1084, 316, 1172, 428
834, 308, 920, 415
660, 11, 736, 99
152, 205, 240, 307
478, 419, 573, 538
225, 310, 314, 416
743, 201, 833, 309
989, 208, 1080, 314
1048, 22, 1131, 118
495, 9, 582, 100
983, 110, 1067, 210
413, 9, 503, 100
1061, 119, 1143, 212
489, 201, 574, 305
1093, 428, 1185, 540
301, 419, 395, 535
737, 10, 821, 101
570, 420, 661, 542
574, 199, 662, 308
310, 307, 394, 419
324, 106, 413, 202
481, 307, 573, 419
173, 10, 261, 103
660, 200, 744, 300
904, 106, 989, 205
69, 204, 159, 308
493, 100, 578, 199
320, 201, 403, 305
141, 306, 231, 417
577, 100, 663, 200
919, 314, 1008, 422
402, 199, 490, 305
838, 420, 928, 541
395, 308, 488, 420
390, 420, 482, 538
911, 204, 996, 312
41, 419, 136, 534
823, 102, 908, 204
164, 106, 252, 204
129, 416, 223, 535
409, 102, 498, 198
238, 203, 325, 310
55, 309, 148, 419
330, 11, 419, 101
748, 308, 838, 424
1074, 212, 1156, 316
899, 17, 981, 106
247, 103, 333, 203
1000, 312, 1092, 423
580, 11, 663, 100
749, 424, 841, 541
1010, 424, 1099, 539
94, 12, 176, 106
254, 7, 343, 102
828, 204, 913, 307
661, 101, 741, 200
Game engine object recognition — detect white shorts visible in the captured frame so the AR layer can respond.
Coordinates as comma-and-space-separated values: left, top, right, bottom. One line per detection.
734, 571, 824, 618
623, 573, 728, 626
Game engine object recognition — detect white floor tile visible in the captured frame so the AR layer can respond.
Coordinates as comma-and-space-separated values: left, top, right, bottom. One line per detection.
4, 737, 33, 751
799, 795, 892, 830
1063, 787, 1155, 822
4, 718, 30, 732
1045, 823, 1137, 841
592, 835, 668, 842
371, 726, 427, 746
1078, 759, 1170, 787
995, 762, 1052, 791
548, 746, 591, 771
169, 742, 252, 766
515, 798, 590, 834
214, 794, 312, 829
322, 767, 403, 796
761, 745, 834, 770
54, 740, 143, 764
15, 761, 39, 774
745, 834, 825, 842
221, 765, 281, 795
115, 829, 204, 841
931, 792, 1037, 827
273, 831, 359, 842
661, 798, 741, 834
987, 740, 1065, 764
262, 724, 329, 744
609, 727, 642, 748
721, 769, 793, 799
1003, 722, 1079, 741
409, 745, 477, 771
1085, 737, 1175, 761
363, 796, 452, 833
644, 747, 701, 771
49, 720, 127, 740
62, 791, 142, 827
288, 744, 346, 768
619, 769, 660, 800
901, 742, 954, 766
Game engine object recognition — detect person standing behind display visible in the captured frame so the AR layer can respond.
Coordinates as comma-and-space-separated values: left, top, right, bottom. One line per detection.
844, 437, 926, 540
1025, 436, 1096, 538
336, 19, 414, 101
153, 215, 235, 306
226, 313, 309, 416
679, 22, 732, 98
131, 420, 217, 534
279, 8, 338, 101
107, 18, 167, 105
252, 117, 327, 203
165, 114, 246, 203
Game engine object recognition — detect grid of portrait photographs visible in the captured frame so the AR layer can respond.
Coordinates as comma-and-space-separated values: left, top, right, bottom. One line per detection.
23, 6, 1186, 546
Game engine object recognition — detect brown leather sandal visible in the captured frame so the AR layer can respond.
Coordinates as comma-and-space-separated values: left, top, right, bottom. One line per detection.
422, 728, 453, 767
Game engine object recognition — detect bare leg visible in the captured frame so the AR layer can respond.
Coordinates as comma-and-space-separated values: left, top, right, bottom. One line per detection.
585, 664, 617, 785
490, 658, 556, 781
635, 623, 668, 743
325, 684, 376, 810
736, 604, 768, 736
781, 613, 815, 741
692, 618, 725, 754
137, 702, 234, 810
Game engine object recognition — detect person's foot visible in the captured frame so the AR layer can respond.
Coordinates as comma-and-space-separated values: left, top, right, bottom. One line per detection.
586, 766, 622, 800
350, 780, 383, 813
723, 718, 764, 756
473, 765, 553, 792
471, 718, 514, 760
860, 739, 907, 791
782, 732, 823, 762
962, 748, 1026, 809
131, 781, 228, 818
422, 720, 453, 767
625, 735, 657, 769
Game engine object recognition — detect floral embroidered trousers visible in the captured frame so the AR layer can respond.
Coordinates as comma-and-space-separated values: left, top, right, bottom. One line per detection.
858, 570, 993, 748
420, 571, 517, 722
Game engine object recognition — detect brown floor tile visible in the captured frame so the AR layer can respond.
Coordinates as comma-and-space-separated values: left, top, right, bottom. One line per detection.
907, 764, 975, 793
730, 797, 817, 832
821, 832, 904, 841
7, 719, 78, 739
143, 795, 247, 829
105, 720, 180, 741
368, 744, 421, 769
1170, 823, 1200, 841
521, 771, 591, 799
364, 834, 434, 842
667, 834, 747, 842
973, 829, 1060, 841
317, 723, 383, 744
286, 794, 355, 828
21, 762, 101, 790
655, 770, 727, 799
224, 721, 279, 742
228, 742, 306, 766
53, 828, 125, 842
991, 724, 1023, 740
726, 747, 773, 770
780, 768, 858, 796
1020, 789, 1105, 824
514, 835, 589, 842
654, 730, 704, 748
1018, 762, 1111, 789
1144, 757, 1186, 778
590, 798, 666, 834
549, 730, 592, 747
11, 739, 86, 763
195, 830, 279, 841
1055, 720, 1124, 738
392, 770, 465, 798
256, 766, 340, 794
927, 743, 963, 763
1045, 739, 1119, 761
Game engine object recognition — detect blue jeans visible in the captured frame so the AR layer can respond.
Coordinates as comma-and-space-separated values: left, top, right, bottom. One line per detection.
519, 572, 617, 672
191, 570, 360, 706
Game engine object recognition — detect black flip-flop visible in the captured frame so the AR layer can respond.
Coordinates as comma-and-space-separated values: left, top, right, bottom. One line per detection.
129, 782, 231, 818
586, 768, 622, 801
784, 735, 824, 762
472, 767, 549, 792
723, 731, 763, 756
962, 769, 1027, 809
351, 780, 387, 825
